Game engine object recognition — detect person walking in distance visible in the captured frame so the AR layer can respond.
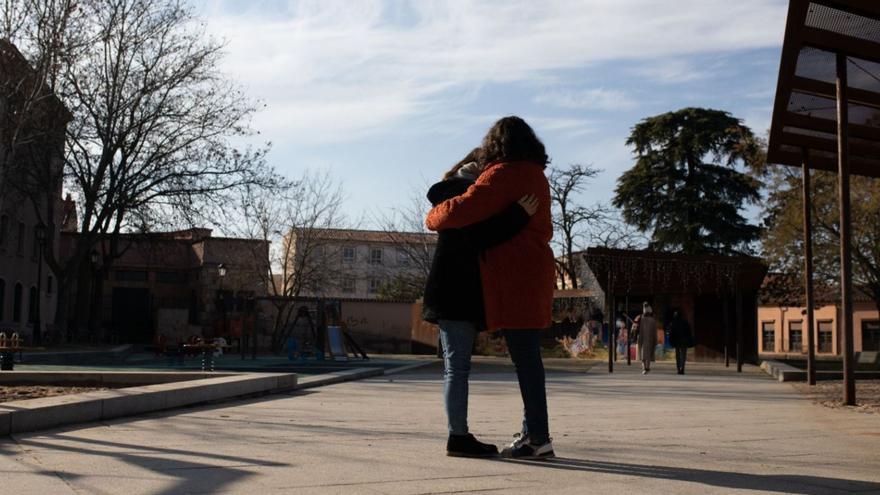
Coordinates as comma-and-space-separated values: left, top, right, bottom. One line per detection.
635, 302, 657, 374
668, 310, 694, 375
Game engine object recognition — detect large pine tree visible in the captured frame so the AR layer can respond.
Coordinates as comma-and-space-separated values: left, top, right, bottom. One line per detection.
613, 107, 762, 255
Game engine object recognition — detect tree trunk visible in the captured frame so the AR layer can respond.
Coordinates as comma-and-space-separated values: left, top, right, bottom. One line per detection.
52, 274, 74, 344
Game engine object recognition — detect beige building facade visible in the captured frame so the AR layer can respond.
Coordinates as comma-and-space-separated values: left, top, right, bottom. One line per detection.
757, 301, 880, 357
285, 228, 437, 300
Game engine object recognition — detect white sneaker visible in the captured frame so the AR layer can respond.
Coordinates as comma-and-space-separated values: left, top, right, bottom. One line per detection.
501, 433, 555, 460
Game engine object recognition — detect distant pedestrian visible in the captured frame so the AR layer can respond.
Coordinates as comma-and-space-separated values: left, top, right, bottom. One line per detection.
634, 302, 657, 374
615, 316, 628, 361
426, 116, 556, 460
668, 310, 694, 375
422, 147, 538, 458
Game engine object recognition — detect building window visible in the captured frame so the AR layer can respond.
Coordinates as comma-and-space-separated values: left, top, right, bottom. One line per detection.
370, 248, 383, 265
788, 320, 803, 353
310, 244, 326, 260
27, 286, 37, 323
115, 270, 148, 282
342, 277, 356, 293
16, 222, 24, 255
0, 279, 5, 321
31, 227, 39, 260
762, 322, 775, 352
0, 214, 8, 247
12, 283, 22, 322
343, 246, 355, 263
397, 248, 409, 266
863, 320, 880, 352
368, 278, 382, 294
156, 271, 187, 284
818, 320, 834, 353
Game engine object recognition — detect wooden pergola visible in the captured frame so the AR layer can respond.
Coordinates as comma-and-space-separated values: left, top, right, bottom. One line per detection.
768, 0, 880, 405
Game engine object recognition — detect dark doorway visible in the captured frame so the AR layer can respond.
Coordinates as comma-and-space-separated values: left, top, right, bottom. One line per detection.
112, 288, 152, 343
863, 320, 880, 352
694, 295, 725, 360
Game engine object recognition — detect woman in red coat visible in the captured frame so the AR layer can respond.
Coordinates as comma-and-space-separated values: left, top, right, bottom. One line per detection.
425, 116, 556, 459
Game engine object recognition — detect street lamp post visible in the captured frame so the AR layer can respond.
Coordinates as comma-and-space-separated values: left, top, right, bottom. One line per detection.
89, 251, 101, 342
34, 225, 46, 346
217, 263, 228, 351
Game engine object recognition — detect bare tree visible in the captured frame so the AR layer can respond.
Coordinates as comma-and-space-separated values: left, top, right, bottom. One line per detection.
4, 0, 278, 340
372, 189, 437, 301
549, 164, 606, 289
228, 170, 348, 351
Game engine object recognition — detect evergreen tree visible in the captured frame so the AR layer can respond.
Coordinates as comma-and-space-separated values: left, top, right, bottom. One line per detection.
613, 107, 762, 255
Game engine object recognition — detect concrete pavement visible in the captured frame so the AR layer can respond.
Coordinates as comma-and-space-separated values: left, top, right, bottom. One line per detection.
2, 358, 879, 494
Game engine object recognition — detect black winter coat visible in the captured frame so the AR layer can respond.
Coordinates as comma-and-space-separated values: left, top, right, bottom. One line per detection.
668, 317, 694, 348
421, 177, 530, 326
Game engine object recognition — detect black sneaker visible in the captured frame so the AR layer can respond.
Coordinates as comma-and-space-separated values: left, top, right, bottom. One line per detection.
446, 434, 499, 458
501, 433, 555, 460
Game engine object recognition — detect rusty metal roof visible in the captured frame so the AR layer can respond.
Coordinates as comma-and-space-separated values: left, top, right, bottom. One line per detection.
767, 1, 880, 177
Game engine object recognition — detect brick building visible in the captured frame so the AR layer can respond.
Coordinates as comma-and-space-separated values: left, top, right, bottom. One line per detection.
0, 40, 70, 342
61, 228, 268, 344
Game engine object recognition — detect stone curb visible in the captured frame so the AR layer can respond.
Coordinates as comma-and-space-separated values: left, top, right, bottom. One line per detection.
0, 372, 296, 437
383, 361, 437, 375
293, 360, 437, 390
760, 360, 880, 382
294, 367, 386, 390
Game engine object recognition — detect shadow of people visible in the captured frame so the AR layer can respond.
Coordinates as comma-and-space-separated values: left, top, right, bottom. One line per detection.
15, 434, 290, 495
500, 457, 880, 495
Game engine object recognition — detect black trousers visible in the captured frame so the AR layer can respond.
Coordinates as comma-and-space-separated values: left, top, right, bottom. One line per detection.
503, 330, 549, 443
675, 347, 688, 373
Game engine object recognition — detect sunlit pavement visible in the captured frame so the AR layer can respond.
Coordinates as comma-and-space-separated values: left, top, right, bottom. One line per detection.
3, 358, 879, 494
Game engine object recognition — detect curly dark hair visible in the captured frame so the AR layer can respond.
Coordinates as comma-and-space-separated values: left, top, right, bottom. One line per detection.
479, 116, 548, 168
443, 147, 482, 180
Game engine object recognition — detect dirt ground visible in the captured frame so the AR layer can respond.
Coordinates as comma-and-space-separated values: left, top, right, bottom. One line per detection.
0, 386, 107, 403
793, 380, 880, 414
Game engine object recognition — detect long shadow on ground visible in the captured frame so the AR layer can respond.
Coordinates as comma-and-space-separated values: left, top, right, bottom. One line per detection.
502, 457, 880, 495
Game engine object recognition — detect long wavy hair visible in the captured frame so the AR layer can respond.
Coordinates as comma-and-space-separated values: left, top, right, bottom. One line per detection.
443, 147, 482, 180
479, 116, 548, 168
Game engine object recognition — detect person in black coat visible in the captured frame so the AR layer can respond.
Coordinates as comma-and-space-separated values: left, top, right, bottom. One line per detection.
668, 310, 694, 375
423, 148, 537, 458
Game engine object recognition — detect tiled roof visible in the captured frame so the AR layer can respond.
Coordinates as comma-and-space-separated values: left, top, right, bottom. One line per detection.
295, 228, 437, 244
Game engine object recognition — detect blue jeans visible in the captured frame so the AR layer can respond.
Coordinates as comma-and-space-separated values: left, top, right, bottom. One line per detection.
503, 329, 549, 444
439, 320, 476, 436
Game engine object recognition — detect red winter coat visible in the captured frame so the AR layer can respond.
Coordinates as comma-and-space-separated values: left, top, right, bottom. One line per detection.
425, 161, 555, 331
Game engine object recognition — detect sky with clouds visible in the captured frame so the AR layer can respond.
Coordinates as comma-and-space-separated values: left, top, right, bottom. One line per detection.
194, 0, 789, 227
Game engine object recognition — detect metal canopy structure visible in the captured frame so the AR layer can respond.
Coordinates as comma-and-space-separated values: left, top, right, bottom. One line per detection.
768, 1, 880, 177
768, 0, 880, 406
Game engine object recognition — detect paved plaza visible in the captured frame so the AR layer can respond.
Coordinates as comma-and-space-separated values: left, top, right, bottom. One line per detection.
2, 358, 879, 494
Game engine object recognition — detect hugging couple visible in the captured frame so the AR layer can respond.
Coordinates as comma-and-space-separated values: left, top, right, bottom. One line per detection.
423, 116, 556, 460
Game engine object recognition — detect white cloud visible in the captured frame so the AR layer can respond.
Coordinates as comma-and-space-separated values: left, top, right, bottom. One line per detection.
534, 88, 637, 111
200, 0, 787, 145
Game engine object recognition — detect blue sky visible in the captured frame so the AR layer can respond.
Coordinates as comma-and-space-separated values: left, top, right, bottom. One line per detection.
195, 0, 789, 228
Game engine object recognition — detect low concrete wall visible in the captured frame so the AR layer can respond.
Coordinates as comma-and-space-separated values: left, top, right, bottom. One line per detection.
0, 372, 296, 436
0, 371, 228, 387
20, 345, 134, 364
